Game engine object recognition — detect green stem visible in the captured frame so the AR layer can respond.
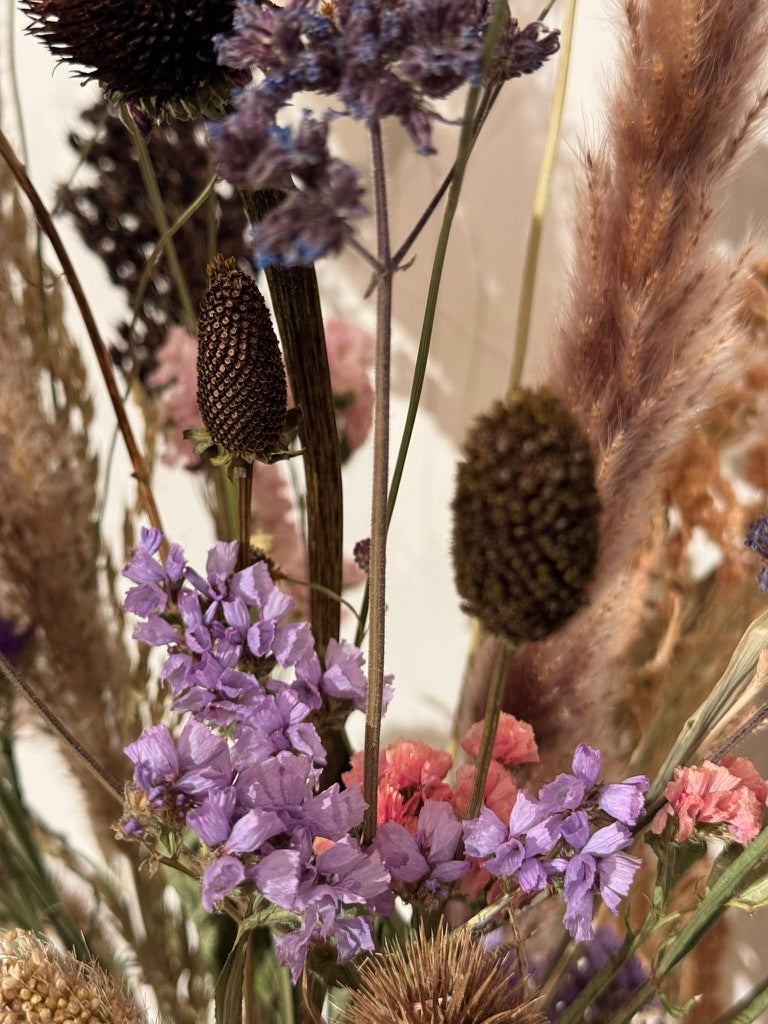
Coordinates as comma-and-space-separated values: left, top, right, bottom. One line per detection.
354, 0, 509, 647
465, 643, 513, 819
508, 0, 577, 393
363, 118, 393, 843
121, 106, 197, 332
712, 975, 768, 1024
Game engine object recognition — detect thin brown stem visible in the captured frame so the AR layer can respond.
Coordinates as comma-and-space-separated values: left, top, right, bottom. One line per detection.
0, 652, 123, 803
362, 119, 393, 844
0, 127, 166, 547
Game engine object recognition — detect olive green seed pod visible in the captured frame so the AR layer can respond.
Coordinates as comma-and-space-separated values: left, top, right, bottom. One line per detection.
451, 389, 600, 645
196, 255, 288, 460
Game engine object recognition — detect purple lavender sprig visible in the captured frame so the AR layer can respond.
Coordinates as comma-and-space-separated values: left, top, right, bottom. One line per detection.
210, 0, 559, 266
464, 744, 648, 942
120, 529, 392, 979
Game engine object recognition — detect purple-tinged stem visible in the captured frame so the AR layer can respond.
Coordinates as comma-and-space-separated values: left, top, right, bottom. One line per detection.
362, 119, 393, 844
237, 461, 254, 573
464, 642, 513, 820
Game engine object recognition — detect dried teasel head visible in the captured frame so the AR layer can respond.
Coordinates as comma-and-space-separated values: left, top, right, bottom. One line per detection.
339, 924, 544, 1024
451, 389, 600, 646
0, 929, 147, 1024
193, 255, 290, 471
20, 0, 246, 122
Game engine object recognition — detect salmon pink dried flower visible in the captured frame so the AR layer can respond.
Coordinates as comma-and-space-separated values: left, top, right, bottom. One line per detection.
651, 758, 768, 844
460, 712, 539, 767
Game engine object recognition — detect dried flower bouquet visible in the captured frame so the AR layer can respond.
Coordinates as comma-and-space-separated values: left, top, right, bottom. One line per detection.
2, 1, 768, 1023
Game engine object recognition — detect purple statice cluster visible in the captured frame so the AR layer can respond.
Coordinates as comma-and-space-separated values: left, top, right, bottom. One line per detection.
210, 0, 559, 266
120, 528, 393, 980
464, 744, 648, 942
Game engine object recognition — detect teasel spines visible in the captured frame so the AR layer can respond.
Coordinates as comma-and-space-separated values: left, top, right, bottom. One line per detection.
21, 0, 243, 121
452, 388, 600, 646
340, 924, 545, 1024
196, 256, 288, 461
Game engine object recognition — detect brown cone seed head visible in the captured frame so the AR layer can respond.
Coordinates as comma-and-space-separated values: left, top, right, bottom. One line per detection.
451, 389, 600, 645
197, 256, 288, 459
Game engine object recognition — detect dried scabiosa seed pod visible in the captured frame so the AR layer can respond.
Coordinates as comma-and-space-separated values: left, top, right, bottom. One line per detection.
340, 923, 544, 1024
195, 256, 289, 467
452, 388, 600, 646
20, 0, 245, 122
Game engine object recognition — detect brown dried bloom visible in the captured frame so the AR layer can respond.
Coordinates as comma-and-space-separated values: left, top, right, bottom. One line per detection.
452, 389, 600, 645
196, 255, 288, 462
0, 930, 147, 1024
340, 925, 543, 1024
21, 0, 244, 121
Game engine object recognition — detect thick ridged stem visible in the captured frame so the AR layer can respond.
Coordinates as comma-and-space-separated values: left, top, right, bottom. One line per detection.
240, 189, 342, 654
362, 119, 392, 843
237, 461, 253, 572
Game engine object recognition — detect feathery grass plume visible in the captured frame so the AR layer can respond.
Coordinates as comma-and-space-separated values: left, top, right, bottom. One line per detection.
0, 159, 215, 1023
0, 929, 147, 1024
458, 0, 768, 779
340, 923, 544, 1024
452, 389, 600, 645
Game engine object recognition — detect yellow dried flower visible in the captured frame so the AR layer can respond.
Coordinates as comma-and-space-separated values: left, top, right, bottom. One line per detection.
0, 930, 147, 1024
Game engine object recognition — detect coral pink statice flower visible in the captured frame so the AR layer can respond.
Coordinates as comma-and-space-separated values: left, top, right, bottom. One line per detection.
452, 760, 518, 822
343, 740, 453, 834
460, 712, 539, 767
651, 757, 768, 844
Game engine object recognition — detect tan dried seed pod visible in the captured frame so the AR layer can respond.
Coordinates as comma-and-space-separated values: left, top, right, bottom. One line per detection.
451, 389, 600, 645
197, 255, 288, 460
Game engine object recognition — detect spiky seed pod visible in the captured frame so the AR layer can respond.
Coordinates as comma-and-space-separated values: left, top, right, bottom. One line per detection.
452, 389, 600, 645
21, 0, 243, 121
340, 924, 545, 1024
0, 930, 147, 1024
196, 256, 288, 461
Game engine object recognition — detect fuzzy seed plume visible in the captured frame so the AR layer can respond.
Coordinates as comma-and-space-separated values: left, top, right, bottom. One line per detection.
452, 389, 600, 646
197, 255, 288, 460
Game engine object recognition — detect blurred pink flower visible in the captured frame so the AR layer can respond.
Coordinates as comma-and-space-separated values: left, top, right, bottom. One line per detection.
460, 712, 539, 768
651, 757, 767, 844
324, 318, 374, 456
451, 761, 518, 822
148, 326, 202, 468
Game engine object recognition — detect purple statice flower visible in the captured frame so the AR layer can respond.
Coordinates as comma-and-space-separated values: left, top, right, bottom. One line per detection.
374, 799, 469, 897
553, 823, 642, 943
124, 527, 186, 616
539, 744, 648, 828
543, 927, 657, 1023
464, 793, 561, 894
211, 0, 558, 266
746, 515, 768, 592
125, 719, 233, 818
253, 835, 392, 980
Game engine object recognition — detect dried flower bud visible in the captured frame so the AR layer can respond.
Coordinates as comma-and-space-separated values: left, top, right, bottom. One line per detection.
340, 924, 544, 1024
21, 0, 244, 122
0, 930, 147, 1024
196, 256, 288, 462
452, 389, 600, 645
